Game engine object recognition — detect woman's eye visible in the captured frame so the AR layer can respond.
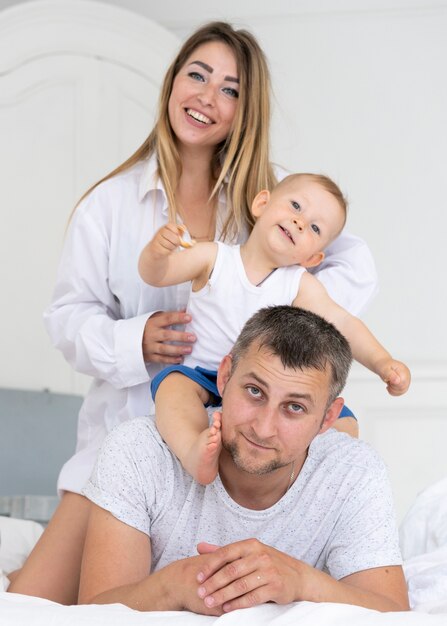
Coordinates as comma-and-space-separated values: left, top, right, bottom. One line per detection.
311, 224, 321, 235
222, 87, 239, 98
188, 71, 204, 82
291, 201, 301, 211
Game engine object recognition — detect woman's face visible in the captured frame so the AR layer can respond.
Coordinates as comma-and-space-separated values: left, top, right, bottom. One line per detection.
168, 41, 239, 154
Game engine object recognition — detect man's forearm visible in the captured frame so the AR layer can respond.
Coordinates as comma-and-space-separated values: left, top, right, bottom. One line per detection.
296, 562, 409, 612
83, 558, 223, 616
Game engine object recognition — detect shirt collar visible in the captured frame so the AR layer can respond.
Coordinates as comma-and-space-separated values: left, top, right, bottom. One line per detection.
138, 154, 165, 203
138, 152, 229, 223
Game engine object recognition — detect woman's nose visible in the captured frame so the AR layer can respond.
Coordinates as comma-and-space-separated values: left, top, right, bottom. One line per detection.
197, 84, 215, 107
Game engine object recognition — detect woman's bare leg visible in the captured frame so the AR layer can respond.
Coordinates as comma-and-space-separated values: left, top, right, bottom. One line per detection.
8, 492, 91, 604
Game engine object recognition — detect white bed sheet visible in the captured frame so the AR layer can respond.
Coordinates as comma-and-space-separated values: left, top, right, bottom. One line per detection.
1, 476, 447, 625
1, 593, 447, 626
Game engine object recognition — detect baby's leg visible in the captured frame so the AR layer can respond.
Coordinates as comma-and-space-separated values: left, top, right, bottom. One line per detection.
333, 416, 359, 438
155, 373, 222, 485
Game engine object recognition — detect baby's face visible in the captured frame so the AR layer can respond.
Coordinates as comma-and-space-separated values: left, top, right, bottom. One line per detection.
254, 177, 345, 268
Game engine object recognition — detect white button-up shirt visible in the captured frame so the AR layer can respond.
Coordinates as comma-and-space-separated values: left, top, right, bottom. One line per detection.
44, 155, 378, 494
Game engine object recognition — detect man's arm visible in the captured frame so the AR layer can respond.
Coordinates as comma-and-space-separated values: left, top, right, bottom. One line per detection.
194, 539, 409, 613
78, 507, 409, 614
138, 223, 217, 287
78, 503, 224, 615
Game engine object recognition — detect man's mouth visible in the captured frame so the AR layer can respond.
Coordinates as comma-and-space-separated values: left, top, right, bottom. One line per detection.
243, 433, 274, 451
278, 225, 295, 245
185, 108, 213, 125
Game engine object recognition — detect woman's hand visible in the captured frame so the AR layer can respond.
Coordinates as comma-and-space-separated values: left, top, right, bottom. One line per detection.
142, 310, 196, 364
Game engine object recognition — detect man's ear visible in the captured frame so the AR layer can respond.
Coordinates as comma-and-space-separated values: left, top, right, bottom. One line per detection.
217, 354, 233, 396
319, 397, 345, 434
251, 190, 270, 219
300, 251, 325, 268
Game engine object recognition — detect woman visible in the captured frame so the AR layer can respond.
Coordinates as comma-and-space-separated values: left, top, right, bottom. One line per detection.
8, 22, 376, 604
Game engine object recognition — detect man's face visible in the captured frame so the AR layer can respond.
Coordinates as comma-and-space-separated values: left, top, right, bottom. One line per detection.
217, 342, 344, 476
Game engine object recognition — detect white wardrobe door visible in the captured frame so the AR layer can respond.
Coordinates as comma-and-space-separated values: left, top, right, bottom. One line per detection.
0, 7, 178, 393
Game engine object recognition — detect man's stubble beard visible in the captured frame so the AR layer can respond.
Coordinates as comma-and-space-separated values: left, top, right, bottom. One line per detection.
221, 433, 288, 476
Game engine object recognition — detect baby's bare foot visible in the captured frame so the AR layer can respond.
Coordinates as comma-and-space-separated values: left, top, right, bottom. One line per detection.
185, 413, 222, 485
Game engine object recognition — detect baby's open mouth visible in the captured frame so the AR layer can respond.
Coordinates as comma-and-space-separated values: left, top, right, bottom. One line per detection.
279, 225, 294, 244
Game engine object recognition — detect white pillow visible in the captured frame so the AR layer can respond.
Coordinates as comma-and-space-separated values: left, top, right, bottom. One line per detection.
400, 475, 447, 560
0, 516, 44, 576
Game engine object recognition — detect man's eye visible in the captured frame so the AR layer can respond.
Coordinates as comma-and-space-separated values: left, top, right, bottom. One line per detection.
291, 201, 301, 211
311, 224, 321, 235
247, 386, 262, 398
188, 71, 204, 82
222, 87, 239, 98
288, 403, 304, 414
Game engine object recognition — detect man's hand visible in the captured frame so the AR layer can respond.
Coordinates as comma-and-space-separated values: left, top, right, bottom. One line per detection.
194, 539, 409, 614
195, 539, 301, 612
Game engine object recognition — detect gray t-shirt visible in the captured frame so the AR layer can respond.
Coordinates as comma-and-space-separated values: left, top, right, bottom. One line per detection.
84, 418, 402, 580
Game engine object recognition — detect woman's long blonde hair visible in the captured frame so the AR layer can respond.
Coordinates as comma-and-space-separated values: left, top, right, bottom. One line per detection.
77, 22, 276, 240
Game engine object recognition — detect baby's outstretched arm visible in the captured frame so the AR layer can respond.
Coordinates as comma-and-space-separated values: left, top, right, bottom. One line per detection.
294, 273, 411, 395
138, 223, 217, 288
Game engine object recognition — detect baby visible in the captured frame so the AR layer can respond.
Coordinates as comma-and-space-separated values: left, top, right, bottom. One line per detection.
139, 173, 411, 484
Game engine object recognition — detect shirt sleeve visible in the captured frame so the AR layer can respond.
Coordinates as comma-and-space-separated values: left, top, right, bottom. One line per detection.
43, 191, 151, 389
308, 230, 379, 317
325, 465, 403, 580
83, 419, 171, 537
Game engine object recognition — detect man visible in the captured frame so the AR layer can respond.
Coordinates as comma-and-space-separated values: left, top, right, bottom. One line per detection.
78, 306, 409, 614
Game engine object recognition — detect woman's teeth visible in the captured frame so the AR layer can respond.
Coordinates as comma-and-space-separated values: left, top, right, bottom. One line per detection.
186, 109, 212, 124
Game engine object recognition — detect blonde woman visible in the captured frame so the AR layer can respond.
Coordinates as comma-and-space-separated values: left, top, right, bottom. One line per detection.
8, 22, 377, 604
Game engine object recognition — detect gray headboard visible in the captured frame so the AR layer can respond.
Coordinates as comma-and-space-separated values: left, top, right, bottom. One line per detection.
0, 388, 81, 497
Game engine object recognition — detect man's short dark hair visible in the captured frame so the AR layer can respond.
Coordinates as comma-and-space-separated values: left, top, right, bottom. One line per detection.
231, 306, 352, 403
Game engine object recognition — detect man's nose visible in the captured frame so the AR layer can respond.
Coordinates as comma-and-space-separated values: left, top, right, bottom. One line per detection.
252, 406, 277, 439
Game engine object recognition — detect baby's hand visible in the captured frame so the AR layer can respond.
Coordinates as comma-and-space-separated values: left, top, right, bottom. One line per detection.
178, 225, 196, 249
151, 223, 195, 255
381, 360, 411, 396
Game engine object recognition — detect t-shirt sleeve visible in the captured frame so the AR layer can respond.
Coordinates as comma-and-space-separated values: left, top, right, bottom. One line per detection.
324, 464, 403, 580
83, 419, 169, 536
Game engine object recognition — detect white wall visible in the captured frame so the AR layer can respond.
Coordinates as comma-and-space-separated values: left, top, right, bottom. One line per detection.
1, 0, 446, 519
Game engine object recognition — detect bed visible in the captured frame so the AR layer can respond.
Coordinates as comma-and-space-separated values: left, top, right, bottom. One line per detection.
1, 475, 447, 624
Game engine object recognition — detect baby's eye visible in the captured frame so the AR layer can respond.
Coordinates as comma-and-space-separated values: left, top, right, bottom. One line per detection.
291, 201, 301, 211
222, 86, 239, 98
188, 71, 205, 82
311, 224, 321, 235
